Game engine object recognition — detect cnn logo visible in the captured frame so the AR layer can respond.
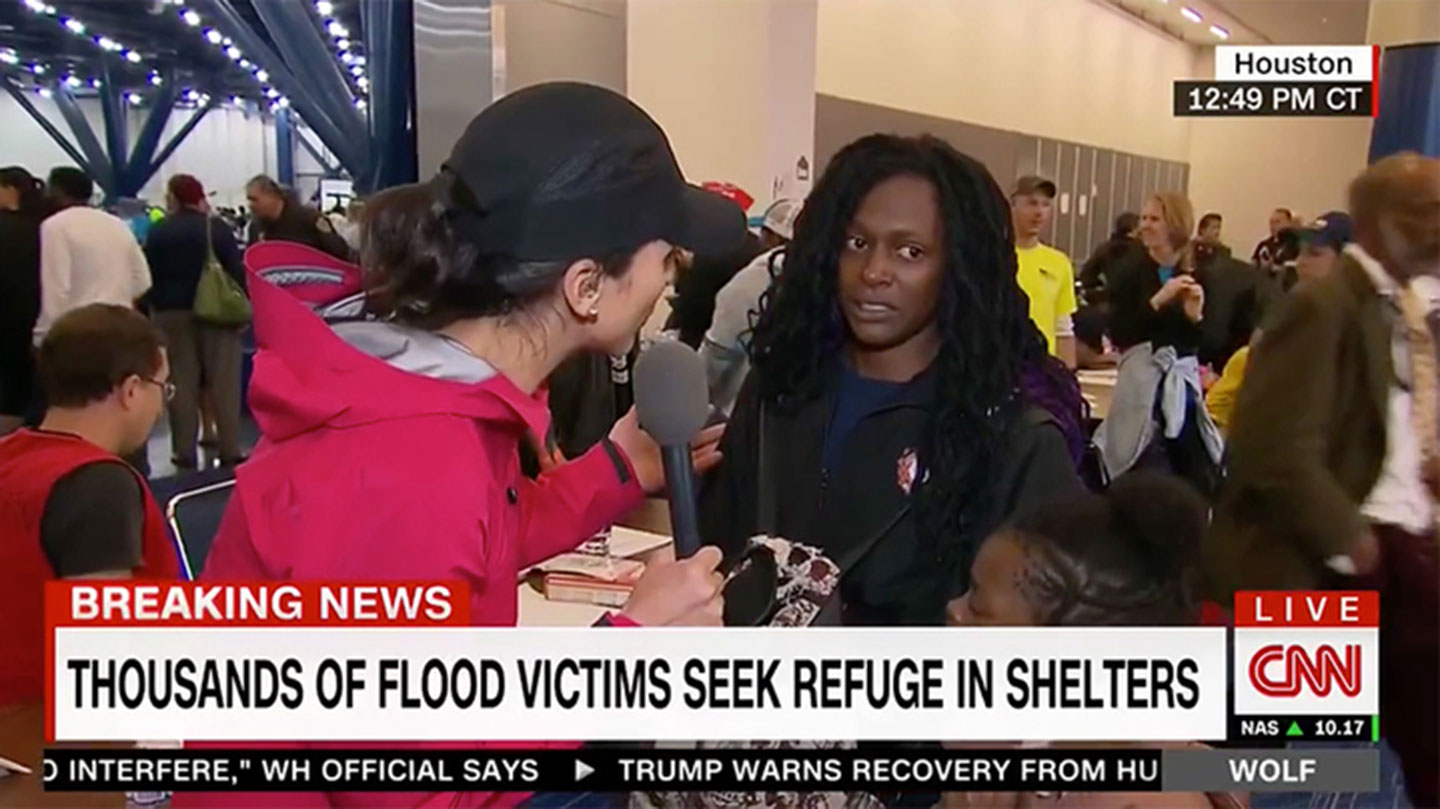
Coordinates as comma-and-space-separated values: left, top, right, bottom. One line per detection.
1247, 643, 1362, 698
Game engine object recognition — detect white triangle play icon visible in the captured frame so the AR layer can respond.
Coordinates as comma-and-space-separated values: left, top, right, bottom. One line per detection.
574, 759, 595, 782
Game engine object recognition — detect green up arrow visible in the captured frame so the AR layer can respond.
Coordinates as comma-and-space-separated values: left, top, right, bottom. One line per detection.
1286, 721, 1304, 737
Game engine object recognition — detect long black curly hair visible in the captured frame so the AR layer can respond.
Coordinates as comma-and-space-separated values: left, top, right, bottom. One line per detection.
748, 133, 1086, 572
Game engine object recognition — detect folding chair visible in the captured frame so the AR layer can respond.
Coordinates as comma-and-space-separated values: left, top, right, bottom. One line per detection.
165, 478, 236, 580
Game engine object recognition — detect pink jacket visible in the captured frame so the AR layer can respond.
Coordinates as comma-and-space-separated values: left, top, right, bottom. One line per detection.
181, 273, 645, 807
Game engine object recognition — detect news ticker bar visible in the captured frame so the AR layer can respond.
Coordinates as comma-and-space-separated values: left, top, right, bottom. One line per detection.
1173, 81, 1372, 117
43, 747, 1378, 793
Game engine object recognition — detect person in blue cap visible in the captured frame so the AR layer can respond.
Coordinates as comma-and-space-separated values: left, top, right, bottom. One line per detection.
1294, 210, 1354, 284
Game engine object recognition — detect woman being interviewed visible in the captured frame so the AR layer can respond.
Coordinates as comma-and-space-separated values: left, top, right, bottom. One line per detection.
699, 134, 1087, 626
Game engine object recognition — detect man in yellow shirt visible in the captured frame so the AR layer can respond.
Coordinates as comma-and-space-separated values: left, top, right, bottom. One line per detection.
1011, 176, 1078, 367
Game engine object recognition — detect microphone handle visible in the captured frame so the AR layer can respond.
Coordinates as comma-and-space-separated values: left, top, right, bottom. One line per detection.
660, 443, 702, 558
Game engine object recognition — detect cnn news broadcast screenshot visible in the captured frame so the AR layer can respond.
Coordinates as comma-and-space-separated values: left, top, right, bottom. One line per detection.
0, 0, 1436, 807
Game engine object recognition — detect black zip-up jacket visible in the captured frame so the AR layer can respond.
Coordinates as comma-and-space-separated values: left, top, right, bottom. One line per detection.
699, 363, 1081, 626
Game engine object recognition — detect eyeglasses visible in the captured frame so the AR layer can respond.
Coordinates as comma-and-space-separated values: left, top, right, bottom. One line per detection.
142, 377, 176, 402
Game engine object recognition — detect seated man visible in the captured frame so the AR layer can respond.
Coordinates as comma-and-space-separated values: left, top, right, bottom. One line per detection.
0, 304, 180, 706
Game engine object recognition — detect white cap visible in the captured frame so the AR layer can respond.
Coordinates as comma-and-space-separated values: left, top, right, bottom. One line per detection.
759, 198, 800, 241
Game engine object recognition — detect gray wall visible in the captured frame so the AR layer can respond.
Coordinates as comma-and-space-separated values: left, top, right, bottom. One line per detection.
502, 0, 626, 95
414, 0, 496, 178
815, 94, 1190, 262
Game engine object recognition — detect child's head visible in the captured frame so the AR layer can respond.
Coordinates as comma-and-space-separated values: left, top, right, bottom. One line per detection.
947, 472, 1206, 628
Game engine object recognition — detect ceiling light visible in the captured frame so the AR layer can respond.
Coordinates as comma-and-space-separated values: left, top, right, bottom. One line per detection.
326, 21, 347, 37
90, 78, 101, 88
316, 0, 334, 14
38, 87, 52, 98
354, 98, 366, 110
182, 9, 200, 26
31, 63, 45, 74
226, 46, 242, 59
124, 50, 142, 63
62, 17, 85, 34
205, 28, 222, 44
1180, 6, 1202, 23
255, 69, 269, 82
336, 38, 350, 49
0, 51, 17, 65
264, 87, 279, 99
222, 36, 232, 46
276, 96, 289, 108
185, 89, 200, 101
356, 76, 369, 90
149, 73, 162, 85
63, 75, 80, 87
126, 92, 142, 105
239, 58, 251, 69
354, 55, 365, 66
340, 51, 355, 64
1209, 24, 1229, 38
23, 0, 45, 11
43, 4, 55, 12
96, 36, 118, 50
229, 95, 241, 106
349, 64, 363, 77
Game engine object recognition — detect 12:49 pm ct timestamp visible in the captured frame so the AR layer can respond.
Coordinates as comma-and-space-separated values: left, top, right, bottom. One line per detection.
1173, 81, 1372, 117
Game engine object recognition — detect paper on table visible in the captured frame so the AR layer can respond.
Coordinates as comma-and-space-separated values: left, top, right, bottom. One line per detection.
534, 554, 645, 583
608, 526, 672, 559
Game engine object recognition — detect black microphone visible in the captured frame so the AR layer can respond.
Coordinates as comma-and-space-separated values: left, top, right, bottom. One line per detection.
633, 339, 711, 558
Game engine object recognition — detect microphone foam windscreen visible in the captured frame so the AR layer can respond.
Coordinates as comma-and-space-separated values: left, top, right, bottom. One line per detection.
634, 339, 710, 446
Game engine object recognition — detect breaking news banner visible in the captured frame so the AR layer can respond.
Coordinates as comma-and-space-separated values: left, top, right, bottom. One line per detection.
41, 748, 1380, 794
1174, 45, 1378, 117
45, 582, 1228, 742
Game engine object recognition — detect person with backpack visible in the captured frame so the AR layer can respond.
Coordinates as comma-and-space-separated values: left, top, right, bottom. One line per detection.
699, 134, 1085, 627
143, 174, 247, 469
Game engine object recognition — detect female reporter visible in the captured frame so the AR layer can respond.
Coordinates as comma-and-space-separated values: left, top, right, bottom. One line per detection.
1094, 193, 1223, 497
943, 472, 1245, 809
183, 83, 742, 807
699, 134, 1086, 626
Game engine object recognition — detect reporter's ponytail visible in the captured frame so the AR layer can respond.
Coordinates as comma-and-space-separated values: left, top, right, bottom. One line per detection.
360, 179, 647, 330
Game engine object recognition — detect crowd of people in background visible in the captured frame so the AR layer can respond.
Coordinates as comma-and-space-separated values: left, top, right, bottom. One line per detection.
0, 163, 355, 461
1, 78, 1437, 809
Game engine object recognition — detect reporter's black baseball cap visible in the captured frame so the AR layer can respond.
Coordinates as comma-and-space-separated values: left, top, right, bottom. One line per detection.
437, 82, 747, 262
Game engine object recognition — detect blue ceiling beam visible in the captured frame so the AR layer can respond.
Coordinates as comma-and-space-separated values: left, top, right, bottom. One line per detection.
53, 85, 115, 196
121, 72, 178, 198
362, 0, 417, 191
251, 0, 361, 138
0, 74, 95, 176
98, 64, 128, 195
275, 107, 294, 187
297, 127, 341, 178
147, 97, 218, 178
192, 0, 366, 178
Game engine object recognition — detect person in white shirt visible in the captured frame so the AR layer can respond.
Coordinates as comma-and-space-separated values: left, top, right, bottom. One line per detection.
33, 168, 151, 344
699, 198, 800, 414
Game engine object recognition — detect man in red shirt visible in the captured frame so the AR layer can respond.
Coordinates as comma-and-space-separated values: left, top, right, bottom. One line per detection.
0, 303, 180, 705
